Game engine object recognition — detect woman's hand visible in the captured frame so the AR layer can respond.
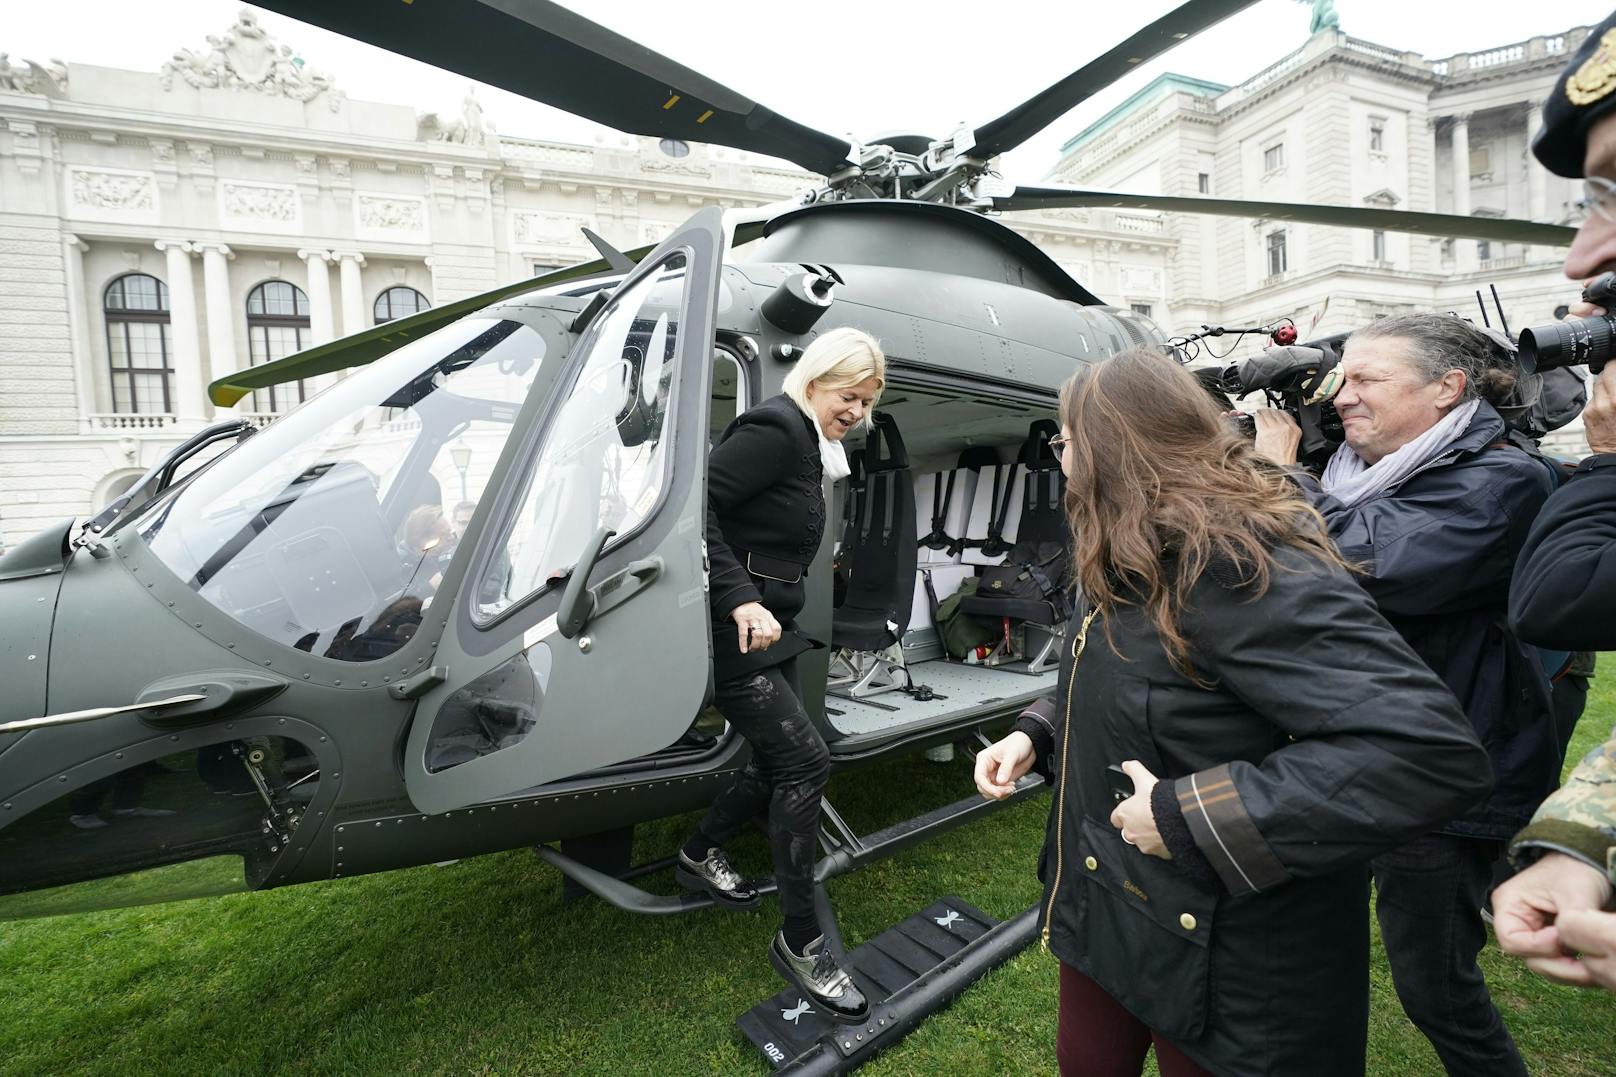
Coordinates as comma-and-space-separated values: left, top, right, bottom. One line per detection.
1252, 409, 1302, 466
974, 731, 1036, 801
730, 601, 782, 654
1108, 760, 1171, 859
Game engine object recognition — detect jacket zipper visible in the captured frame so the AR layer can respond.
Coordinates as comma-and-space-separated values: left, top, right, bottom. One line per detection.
1042, 605, 1099, 953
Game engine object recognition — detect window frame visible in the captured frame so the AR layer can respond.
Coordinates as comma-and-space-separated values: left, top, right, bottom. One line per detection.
1266, 230, 1288, 277
245, 280, 313, 413
373, 286, 431, 325
1262, 142, 1286, 174
103, 272, 175, 415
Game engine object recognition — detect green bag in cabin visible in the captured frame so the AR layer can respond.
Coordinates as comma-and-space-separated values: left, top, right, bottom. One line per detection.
935, 577, 997, 659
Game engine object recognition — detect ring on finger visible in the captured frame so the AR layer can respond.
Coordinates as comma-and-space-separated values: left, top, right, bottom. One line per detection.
1121, 833, 1137, 847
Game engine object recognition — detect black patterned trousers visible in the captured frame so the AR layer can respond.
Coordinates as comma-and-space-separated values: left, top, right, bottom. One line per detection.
696, 660, 830, 927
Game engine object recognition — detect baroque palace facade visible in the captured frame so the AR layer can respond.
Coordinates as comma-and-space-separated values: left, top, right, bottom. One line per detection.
0, 9, 1175, 549
0, 11, 1594, 548
1051, 22, 1594, 453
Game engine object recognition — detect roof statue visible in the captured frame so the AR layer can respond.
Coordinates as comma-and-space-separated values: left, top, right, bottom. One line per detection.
1296, 0, 1341, 35
416, 89, 497, 147
158, 8, 343, 110
0, 53, 68, 96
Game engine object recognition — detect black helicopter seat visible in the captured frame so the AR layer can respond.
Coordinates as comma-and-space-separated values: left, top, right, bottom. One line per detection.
958, 421, 1071, 673
830, 413, 916, 696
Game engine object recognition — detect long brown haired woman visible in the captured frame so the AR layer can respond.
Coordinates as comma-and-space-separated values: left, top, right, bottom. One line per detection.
974, 348, 1493, 1076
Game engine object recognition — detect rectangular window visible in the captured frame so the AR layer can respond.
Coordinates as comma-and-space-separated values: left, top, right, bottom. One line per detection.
1130, 303, 1154, 318
1369, 121, 1385, 152
1372, 230, 1387, 261
533, 263, 561, 277
1263, 143, 1285, 173
1267, 230, 1288, 277
1197, 173, 1210, 195
1477, 240, 1492, 262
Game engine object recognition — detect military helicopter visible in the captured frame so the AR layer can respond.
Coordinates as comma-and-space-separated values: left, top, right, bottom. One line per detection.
0, 0, 1576, 1066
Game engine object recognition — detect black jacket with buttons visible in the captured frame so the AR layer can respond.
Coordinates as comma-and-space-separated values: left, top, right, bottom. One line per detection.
1013, 548, 1490, 1075
706, 393, 826, 682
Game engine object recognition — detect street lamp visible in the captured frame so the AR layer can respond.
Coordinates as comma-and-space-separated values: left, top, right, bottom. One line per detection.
449, 441, 472, 503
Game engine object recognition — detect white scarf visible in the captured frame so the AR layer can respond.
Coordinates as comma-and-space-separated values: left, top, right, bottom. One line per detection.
816, 422, 852, 482
794, 397, 852, 482
1320, 398, 1481, 507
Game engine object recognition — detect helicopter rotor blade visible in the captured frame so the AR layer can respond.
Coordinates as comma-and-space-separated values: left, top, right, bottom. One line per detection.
967, 0, 1258, 161
993, 185, 1579, 246
208, 204, 782, 407
249, 0, 854, 176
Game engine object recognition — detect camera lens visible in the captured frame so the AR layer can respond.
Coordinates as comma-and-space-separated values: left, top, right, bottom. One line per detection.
1518, 313, 1616, 375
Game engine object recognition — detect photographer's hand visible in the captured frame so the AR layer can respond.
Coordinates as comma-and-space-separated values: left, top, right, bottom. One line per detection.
1584, 362, 1616, 455
1252, 409, 1302, 466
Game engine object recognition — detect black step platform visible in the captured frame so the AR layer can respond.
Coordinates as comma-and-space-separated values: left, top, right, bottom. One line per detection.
737, 897, 1001, 1071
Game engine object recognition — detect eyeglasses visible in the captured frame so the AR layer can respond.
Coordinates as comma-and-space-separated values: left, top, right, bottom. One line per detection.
1574, 175, 1616, 223
1049, 434, 1070, 456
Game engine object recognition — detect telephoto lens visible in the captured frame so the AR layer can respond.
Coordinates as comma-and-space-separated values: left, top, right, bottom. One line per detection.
1518, 271, 1616, 375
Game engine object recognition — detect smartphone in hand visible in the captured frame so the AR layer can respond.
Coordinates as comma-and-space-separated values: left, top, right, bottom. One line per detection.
1105, 763, 1135, 804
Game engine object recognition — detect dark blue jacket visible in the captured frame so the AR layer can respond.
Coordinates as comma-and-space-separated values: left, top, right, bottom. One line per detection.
1292, 403, 1559, 839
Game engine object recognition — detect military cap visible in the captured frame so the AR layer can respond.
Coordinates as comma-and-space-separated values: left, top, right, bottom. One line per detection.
1534, 12, 1616, 178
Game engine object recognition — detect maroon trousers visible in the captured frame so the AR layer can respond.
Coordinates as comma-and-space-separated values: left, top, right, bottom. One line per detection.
1058, 963, 1216, 1077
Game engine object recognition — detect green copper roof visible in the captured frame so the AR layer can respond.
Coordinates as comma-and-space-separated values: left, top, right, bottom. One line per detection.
1058, 73, 1229, 154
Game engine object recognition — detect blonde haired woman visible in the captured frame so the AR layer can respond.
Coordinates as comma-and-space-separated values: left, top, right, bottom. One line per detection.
677, 327, 884, 1021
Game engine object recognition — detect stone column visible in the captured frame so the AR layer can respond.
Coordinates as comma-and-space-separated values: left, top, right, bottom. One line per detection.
1525, 103, 1547, 221
62, 234, 97, 430
155, 239, 206, 424
297, 248, 336, 345
333, 251, 367, 337
195, 243, 238, 410
1450, 114, 1476, 271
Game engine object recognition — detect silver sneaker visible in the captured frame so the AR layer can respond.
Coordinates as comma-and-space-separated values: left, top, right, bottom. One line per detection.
674, 846, 761, 909
769, 931, 870, 1024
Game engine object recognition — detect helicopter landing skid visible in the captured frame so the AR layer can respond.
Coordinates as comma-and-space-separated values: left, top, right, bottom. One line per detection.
533, 769, 1045, 917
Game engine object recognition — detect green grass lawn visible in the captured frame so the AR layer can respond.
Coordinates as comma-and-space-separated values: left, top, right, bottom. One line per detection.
4, 684, 1616, 1076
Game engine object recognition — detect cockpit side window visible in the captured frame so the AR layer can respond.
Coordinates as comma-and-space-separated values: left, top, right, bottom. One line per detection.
137, 317, 546, 663
475, 252, 689, 623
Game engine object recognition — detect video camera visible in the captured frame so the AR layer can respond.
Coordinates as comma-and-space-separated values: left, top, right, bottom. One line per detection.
1178, 322, 1348, 465
1518, 271, 1616, 376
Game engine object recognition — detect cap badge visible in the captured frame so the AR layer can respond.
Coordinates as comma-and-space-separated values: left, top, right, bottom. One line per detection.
1567, 29, 1616, 107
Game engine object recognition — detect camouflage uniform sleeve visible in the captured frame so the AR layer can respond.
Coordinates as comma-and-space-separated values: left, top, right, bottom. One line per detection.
1510, 727, 1616, 886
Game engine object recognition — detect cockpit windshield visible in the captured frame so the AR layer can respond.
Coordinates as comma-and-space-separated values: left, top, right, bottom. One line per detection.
137, 316, 546, 662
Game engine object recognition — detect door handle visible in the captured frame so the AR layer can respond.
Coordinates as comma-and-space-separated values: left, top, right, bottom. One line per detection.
557, 526, 615, 639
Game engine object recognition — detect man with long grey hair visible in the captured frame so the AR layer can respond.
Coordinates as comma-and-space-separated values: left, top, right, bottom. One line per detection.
1253, 312, 1557, 1076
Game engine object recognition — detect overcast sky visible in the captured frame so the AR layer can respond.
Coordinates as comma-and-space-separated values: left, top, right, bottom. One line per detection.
4, 1, 1601, 178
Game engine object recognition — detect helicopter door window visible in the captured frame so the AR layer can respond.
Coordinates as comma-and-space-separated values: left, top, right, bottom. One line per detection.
476, 252, 688, 621
137, 316, 546, 662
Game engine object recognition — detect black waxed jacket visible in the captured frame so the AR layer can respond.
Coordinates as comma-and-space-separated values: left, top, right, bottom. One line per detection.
1014, 549, 1491, 1076
1510, 452, 1616, 650
706, 394, 826, 682
1291, 403, 1559, 839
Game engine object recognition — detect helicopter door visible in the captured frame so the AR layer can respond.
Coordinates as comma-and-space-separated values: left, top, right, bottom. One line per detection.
400, 210, 724, 813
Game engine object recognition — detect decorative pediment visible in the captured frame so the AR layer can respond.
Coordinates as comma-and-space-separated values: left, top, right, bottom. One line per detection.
159, 9, 343, 111
1363, 188, 1401, 208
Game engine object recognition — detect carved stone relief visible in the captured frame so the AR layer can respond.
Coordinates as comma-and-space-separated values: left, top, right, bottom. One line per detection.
68, 168, 157, 219
512, 211, 592, 247
219, 181, 301, 231
355, 193, 428, 240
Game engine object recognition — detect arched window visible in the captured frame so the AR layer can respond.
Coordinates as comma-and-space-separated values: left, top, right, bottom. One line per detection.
373, 286, 430, 325
104, 273, 172, 414
246, 280, 311, 412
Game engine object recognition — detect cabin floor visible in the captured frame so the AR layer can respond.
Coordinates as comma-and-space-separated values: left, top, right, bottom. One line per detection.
824, 658, 1056, 736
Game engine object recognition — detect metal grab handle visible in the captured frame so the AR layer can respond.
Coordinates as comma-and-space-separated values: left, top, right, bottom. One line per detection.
0, 693, 209, 735
557, 526, 615, 639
